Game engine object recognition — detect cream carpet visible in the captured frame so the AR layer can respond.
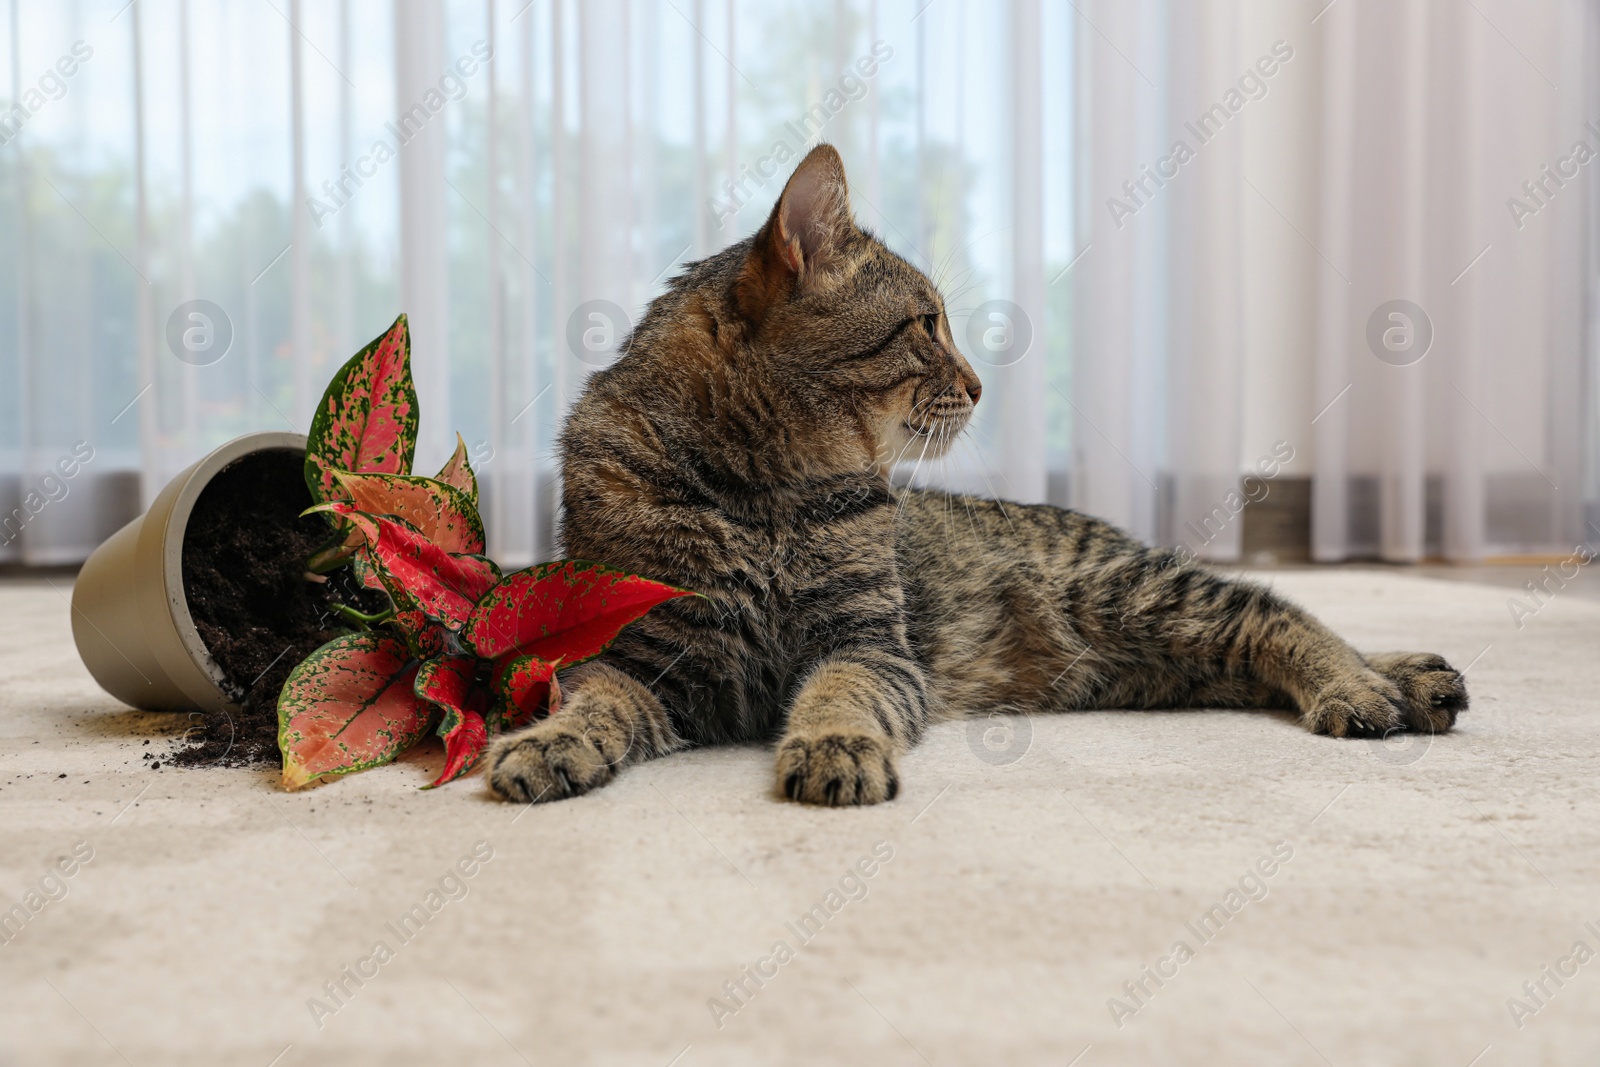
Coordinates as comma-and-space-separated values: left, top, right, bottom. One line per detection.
2, 568, 1597, 1067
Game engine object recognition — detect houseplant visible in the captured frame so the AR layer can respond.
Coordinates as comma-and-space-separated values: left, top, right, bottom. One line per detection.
71, 314, 692, 786
277, 314, 693, 789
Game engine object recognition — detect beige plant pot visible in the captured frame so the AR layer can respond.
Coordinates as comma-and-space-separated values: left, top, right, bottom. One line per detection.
71, 431, 308, 713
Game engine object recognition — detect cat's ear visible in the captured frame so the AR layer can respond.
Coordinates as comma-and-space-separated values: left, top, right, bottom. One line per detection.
770, 143, 853, 278
735, 144, 853, 321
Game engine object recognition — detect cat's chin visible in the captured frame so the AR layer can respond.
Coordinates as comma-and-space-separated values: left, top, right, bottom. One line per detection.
869, 404, 969, 469
868, 433, 937, 477
889, 418, 964, 463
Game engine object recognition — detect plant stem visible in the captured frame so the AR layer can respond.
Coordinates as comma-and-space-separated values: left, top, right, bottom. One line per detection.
307, 549, 355, 575
332, 604, 395, 629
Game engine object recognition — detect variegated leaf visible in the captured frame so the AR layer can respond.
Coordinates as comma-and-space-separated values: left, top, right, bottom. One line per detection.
416, 655, 488, 788
463, 560, 694, 663
487, 653, 560, 733
305, 313, 419, 504
391, 608, 446, 660
277, 632, 433, 790
434, 433, 479, 505
352, 546, 388, 593
331, 470, 485, 555
308, 504, 500, 630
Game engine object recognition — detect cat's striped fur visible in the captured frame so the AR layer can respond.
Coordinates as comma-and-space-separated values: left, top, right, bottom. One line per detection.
486, 145, 1467, 807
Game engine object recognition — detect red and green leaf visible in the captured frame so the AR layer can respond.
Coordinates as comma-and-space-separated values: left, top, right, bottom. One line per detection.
431, 695, 488, 788
331, 470, 485, 555
416, 655, 488, 788
463, 560, 695, 663
435, 433, 479, 505
488, 653, 561, 733
351, 546, 388, 593
310, 504, 500, 630
305, 313, 419, 504
278, 632, 434, 790
391, 608, 446, 660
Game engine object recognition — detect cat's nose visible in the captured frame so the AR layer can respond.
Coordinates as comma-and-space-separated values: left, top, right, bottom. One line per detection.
951, 352, 982, 405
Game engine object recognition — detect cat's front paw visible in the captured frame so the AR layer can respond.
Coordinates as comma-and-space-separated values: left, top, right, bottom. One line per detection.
1366, 651, 1468, 732
775, 728, 899, 806
485, 717, 614, 803
1304, 670, 1407, 738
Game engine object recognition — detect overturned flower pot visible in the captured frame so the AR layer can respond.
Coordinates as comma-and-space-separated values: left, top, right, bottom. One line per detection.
72, 314, 692, 788
71, 430, 383, 763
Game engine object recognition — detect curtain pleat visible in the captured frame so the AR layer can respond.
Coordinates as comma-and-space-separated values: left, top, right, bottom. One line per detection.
999, 0, 1046, 506
394, 0, 450, 473
1164, 0, 1245, 561
1074, 0, 1163, 543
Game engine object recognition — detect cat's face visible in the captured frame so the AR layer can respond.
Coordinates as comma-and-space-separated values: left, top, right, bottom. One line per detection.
732, 146, 983, 475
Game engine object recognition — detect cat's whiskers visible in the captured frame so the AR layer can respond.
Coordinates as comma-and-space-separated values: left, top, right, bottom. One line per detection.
923, 383, 977, 456
934, 271, 982, 312
934, 451, 980, 547
936, 398, 974, 453
958, 475, 981, 537
883, 394, 944, 478
885, 425, 929, 474
894, 436, 936, 525
949, 406, 999, 448
953, 435, 1015, 533
943, 454, 984, 542
930, 229, 1002, 292
937, 270, 986, 311
900, 389, 944, 440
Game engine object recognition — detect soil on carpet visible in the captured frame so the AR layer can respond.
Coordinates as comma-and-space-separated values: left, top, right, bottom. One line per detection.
175, 449, 384, 767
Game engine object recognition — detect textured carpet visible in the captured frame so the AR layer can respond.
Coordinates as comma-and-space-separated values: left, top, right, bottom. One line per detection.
1, 568, 1597, 1067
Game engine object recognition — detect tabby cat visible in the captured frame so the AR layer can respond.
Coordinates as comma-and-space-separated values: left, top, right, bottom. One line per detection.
485, 145, 1467, 807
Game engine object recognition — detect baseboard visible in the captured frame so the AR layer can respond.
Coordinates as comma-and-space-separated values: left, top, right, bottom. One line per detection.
1241, 476, 1311, 563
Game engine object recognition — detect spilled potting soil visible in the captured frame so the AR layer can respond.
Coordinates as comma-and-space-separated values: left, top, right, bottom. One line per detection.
175, 450, 384, 767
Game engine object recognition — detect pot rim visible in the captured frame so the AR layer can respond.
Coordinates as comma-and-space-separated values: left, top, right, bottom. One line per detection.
156, 431, 309, 709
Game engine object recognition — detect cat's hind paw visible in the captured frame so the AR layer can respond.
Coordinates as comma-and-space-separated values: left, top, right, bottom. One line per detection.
1304, 670, 1407, 738
1366, 651, 1468, 732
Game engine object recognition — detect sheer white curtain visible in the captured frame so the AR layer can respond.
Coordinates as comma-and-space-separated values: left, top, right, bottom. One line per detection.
1076, 0, 1598, 563
1, 0, 1594, 570
0, 0, 1074, 567
1075, 0, 1252, 556
1311, 0, 1595, 561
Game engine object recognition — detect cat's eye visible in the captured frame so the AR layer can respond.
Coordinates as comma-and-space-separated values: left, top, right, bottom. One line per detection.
921, 314, 940, 339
